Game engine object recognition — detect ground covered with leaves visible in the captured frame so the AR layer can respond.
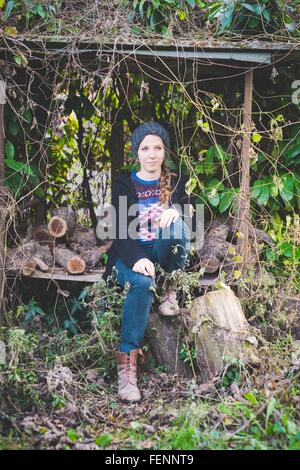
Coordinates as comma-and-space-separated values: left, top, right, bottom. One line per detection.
1, 276, 300, 451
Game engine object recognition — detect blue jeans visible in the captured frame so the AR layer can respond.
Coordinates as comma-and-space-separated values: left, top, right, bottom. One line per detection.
112, 218, 190, 353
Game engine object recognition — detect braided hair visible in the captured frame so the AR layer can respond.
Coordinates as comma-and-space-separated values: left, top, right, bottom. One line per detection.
160, 159, 176, 207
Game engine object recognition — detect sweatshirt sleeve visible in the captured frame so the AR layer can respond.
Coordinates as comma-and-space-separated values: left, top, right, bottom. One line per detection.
112, 180, 150, 268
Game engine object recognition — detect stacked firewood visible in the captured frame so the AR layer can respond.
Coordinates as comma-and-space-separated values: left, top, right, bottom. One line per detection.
6, 207, 112, 276
197, 216, 274, 275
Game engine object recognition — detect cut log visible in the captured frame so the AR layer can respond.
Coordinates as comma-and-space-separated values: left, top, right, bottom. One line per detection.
189, 287, 260, 381
48, 216, 67, 238
79, 249, 103, 271
32, 257, 49, 272
33, 245, 53, 266
145, 313, 194, 378
50, 206, 77, 235
198, 216, 271, 275
22, 259, 37, 276
6, 244, 54, 272
68, 226, 97, 249
200, 256, 220, 273
32, 225, 54, 249
53, 247, 85, 274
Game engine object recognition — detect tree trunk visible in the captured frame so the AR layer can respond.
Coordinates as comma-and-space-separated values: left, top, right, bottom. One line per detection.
146, 313, 194, 378
189, 287, 260, 381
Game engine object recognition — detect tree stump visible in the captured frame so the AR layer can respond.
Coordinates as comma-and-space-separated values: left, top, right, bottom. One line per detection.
189, 287, 260, 381
145, 313, 194, 378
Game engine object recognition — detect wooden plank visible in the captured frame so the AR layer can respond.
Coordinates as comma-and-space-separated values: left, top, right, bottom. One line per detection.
6, 267, 220, 286
6, 269, 104, 283
237, 69, 253, 268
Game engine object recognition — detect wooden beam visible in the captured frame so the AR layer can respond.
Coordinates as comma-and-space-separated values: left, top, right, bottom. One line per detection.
6, 268, 105, 283
0, 80, 6, 316
237, 69, 253, 268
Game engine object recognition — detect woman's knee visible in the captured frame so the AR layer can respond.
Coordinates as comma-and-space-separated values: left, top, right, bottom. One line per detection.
131, 272, 155, 291
157, 218, 190, 243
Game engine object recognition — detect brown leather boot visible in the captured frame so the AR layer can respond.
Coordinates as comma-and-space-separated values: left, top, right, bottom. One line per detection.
158, 290, 180, 316
115, 349, 144, 403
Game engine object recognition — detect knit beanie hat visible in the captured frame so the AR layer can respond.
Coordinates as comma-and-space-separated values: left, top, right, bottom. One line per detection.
131, 121, 170, 157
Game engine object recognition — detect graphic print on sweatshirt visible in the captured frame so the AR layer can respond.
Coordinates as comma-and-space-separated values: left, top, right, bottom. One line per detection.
130, 171, 164, 246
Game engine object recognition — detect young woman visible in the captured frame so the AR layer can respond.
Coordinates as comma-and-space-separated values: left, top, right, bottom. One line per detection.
103, 121, 194, 403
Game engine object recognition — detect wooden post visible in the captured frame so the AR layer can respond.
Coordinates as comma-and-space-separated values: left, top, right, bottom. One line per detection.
227, 80, 239, 188
0, 80, 6, 315
237, 69, 253, 268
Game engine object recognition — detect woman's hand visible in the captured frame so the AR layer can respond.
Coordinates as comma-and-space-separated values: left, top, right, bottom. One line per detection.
132, 258, 155, 278
159, 208, 180, 229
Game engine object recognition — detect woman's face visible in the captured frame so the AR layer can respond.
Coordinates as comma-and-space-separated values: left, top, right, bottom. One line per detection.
137, 134, 165, 174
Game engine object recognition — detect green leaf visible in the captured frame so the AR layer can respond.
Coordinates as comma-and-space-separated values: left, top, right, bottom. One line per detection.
95, 433, 113, 448
244, 391, 258, 405
185, 0, 196, 8
266, 397, 277, 427
23, 109, 33, 125
284, 141, 300, 161
263, 9, 271, 22
257, 184, 270, 205
286, 420, 298, 436
150, 12, 156, 30
67, 429, 78, 443
139, 0, 146, 18
5, 140, 15, 159
208, 2, 223, 21
243, 3, 264, 15
219, 191, 234, 213
14, 53, 28, 67
166, 158, 177, 171
251, 180, 262, 199
9, 120, 21, 137
34, 4, 46, 18
206, 178, 224, 190
146, 3, 152, 19
214, 144, 229, 163
252, 132, 262, 143
220, 4, 234, 29
4, 170, 24, 196
208, 193, 220, 207
203, 147, 215, 175
278, 241, 293, 258
194, 163, 204, 174
279, 174, 294, 202
4, 0, 15, 21
4, 159, 34, 176
177, 9, 186, 21
152, 0, 160, 9
185, 177, 197, 195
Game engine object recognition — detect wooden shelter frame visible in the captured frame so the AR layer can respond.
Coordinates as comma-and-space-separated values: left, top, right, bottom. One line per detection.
0, 38, 299, 301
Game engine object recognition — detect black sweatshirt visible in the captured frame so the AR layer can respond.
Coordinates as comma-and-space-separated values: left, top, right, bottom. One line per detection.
102, 171, 195, 282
